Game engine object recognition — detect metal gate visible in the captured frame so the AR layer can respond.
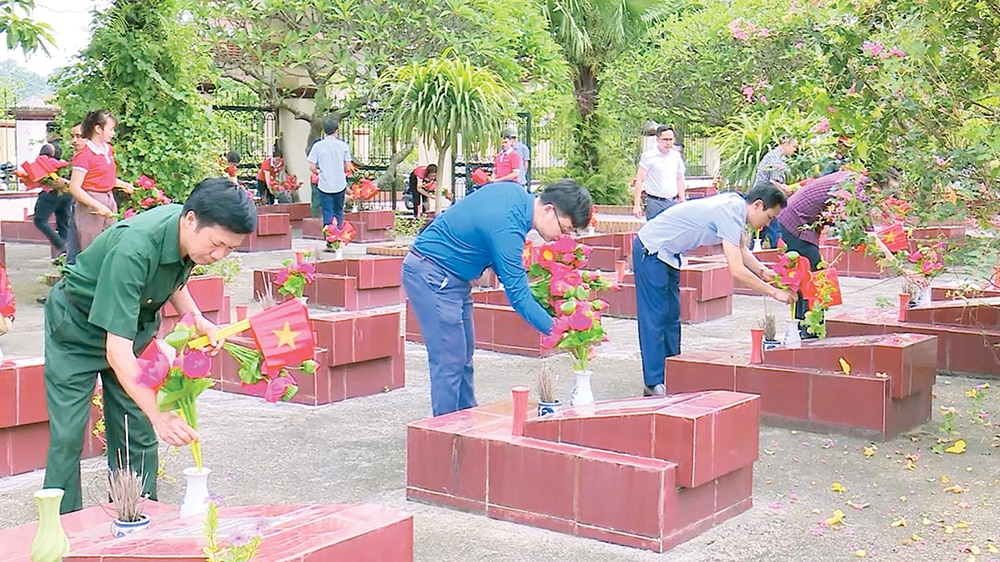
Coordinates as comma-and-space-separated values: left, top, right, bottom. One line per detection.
452, 111, 531, 200
211, 88, 277, 181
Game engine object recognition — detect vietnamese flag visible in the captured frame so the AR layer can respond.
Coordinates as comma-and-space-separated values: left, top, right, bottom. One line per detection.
876, 222, 908, 253
248, 299, 315, 376
0, 265, 15, 319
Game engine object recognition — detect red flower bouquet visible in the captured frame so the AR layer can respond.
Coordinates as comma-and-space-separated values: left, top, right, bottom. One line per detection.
17, 154, 69, 190
901, 242, 946, 279
323, 220, 357, 250
772, 244, 812, 317
527, 236, 617, 371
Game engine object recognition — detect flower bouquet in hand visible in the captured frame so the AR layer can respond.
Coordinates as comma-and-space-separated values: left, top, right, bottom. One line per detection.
771, 244, 812, 319
17, 154, 69, 190
275, 253, 316, 299
527, 236, 617, 372
136, 313, 215, 469
322, 220, 357, 250
119, 175, 172, 219
268, 174, 302, 194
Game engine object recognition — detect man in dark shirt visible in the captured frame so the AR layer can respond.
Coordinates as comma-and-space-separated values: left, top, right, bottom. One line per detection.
403, 179, 592, 416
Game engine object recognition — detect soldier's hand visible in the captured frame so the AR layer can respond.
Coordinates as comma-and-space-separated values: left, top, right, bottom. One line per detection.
153, 412, 199, 447
192, 313, 223, 355
771, 288, 797, 304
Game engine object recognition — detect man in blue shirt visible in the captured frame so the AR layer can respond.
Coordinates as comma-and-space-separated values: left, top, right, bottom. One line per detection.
634, 184, 796, 397
506, 129, 531, 190
307, 119, 353, 233
404, 179, 592, 416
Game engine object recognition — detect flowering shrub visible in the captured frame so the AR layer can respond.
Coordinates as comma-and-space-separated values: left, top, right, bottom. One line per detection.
526, 236, 616, 372
120, 175, 173, 219
818, 173, 872, 251
323, 220, 357, 250
275, 253, 316, 299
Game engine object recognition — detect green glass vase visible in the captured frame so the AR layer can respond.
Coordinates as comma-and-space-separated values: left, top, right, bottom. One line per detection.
30, 489, 70, 562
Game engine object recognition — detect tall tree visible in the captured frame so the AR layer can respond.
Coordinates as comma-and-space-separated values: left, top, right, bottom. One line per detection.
540, 0, 660, 176
200, 0, 562, 145
53, 0, 221, 199
382, 57, 513, 210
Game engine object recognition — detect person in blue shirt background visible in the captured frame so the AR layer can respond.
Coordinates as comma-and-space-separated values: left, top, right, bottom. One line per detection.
633, 184, 796, 397
403, 179, 592, 416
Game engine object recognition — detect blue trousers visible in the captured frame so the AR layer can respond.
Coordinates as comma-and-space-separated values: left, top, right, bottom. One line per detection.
319, 189, 346, 229
633, 238, 681, 387
401, 252, 476, 416
763, 220, 781, 248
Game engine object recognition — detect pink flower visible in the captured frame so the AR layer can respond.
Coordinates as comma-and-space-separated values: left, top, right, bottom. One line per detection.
549, 235, 577, 254
137, 343, 171, 389
847, 80, 857, 95
729, 20, 750, 41
814, 118, 830, 133
541, 316, 571, 349
906, 250, 922, 264
176, 312, 197, 330
794, 41, 803, 49
742, 85, 754, 102
123, 208, 138, 219
567, 308, 594, 331
862, 41, 885, 57
136, 175, 155, 189
888, 48, 906, 58
181, 349, 212, 378
264, 375, 294, 403
275, 269, 290, 285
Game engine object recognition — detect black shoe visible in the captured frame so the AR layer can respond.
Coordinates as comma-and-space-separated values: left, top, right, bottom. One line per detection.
643, 384, 666, 397
36, 296, 47, 304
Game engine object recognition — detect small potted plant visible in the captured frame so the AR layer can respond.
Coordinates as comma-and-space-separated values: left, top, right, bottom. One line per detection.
536, 360, 562, 416
760, 311, 779, 350
106, 451, 149, 538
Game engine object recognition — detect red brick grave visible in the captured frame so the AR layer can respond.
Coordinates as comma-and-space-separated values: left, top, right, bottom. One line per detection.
253, 256, 404, 310
157, 275, 230, 337
257, 201, 312, 229
302, 209, 395, 243
405, 295, 554, 358
1, 357, 103, 477
827, 297, 1000, 377
407, 390, 759, 552
212, 309, 404, 405
576, 232, 636, 270
236, 212, 291, 252
603, 262, 733, 323
0, 501, 413, 562
664, 333, 937, 440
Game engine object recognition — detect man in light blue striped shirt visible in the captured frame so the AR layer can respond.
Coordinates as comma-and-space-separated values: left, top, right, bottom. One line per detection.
634, 184, 796, 396
307, 119, 353, 232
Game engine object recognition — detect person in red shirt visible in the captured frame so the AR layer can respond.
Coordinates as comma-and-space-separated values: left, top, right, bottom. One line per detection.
68, 109, 134, 251
407, 164, 437, 218
256, 146, 284, 205
491, 131, 522, 183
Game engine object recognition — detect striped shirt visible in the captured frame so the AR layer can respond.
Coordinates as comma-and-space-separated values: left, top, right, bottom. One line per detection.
753, 147, 787, 189
777, 170, 855, 245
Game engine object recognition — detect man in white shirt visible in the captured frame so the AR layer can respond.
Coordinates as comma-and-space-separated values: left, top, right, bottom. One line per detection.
633, 125, 686, 220
307, 119, 353, 235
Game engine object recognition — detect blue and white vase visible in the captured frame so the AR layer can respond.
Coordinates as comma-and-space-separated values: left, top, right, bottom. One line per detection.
111, 514, 150, 538
537, 399, 564, 417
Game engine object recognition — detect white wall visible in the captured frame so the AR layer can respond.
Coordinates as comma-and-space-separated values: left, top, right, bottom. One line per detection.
15, 119, 47, 167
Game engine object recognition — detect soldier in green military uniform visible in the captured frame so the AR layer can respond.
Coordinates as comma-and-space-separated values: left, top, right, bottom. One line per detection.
43, 178, 257, 513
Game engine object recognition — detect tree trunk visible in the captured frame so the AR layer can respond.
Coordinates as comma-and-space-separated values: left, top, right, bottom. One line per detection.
573, 64, 601, 175
435, 142, 448, 213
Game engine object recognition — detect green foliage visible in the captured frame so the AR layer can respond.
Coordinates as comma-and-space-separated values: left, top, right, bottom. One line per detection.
52, 0, 221, 201
381, 56, 514, 209
0, 0, 53, 54
713, 107, 825, 189
191, 257, 242, 286
203, 502, 261, 561
393, 215, 426, 238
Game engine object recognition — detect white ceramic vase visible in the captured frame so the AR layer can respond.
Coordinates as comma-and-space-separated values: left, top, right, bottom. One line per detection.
912, 285, 931, 307
179, 467, 212, 519
570, 370, 594, 407
782, 319, 801, 349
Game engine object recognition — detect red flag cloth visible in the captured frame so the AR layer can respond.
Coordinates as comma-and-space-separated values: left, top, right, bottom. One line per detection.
324, 220, 357, 245
876, 222, 908, 253
18, 155, 69, 187
248, 299, 315, 376
0, 265, 15, 319
824, 267, 843, 306
805, 267, 843, 309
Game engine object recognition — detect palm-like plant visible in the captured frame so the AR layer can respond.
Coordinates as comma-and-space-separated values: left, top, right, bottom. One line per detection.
541, 0, 661, 173
381, 57, 514, 210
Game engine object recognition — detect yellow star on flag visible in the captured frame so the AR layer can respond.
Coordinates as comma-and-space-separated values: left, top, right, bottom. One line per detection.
273, 321, 300, 348
883, 231, 896, 244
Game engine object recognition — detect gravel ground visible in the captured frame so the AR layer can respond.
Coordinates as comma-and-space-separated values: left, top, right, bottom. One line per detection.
0, 238, 998, 562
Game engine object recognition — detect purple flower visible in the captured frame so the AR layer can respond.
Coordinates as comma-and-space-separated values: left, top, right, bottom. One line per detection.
182, 349, 212, 378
